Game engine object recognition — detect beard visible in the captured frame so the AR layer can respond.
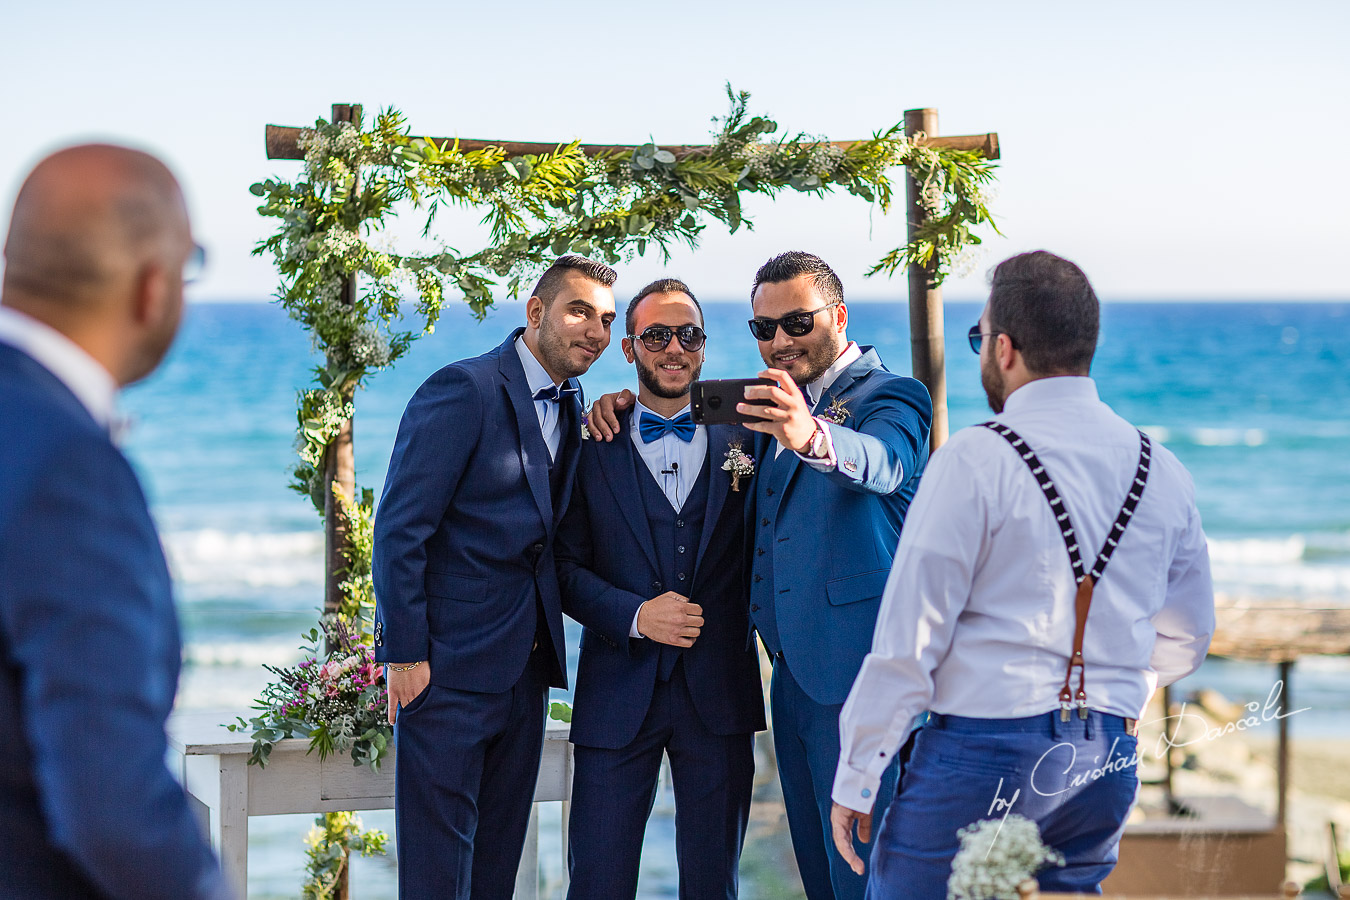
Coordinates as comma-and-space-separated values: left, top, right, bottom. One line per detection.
636, 352, 702, 400
764, 330, 844, 387
536, 313, 590, 380
981, 353, 1006, 414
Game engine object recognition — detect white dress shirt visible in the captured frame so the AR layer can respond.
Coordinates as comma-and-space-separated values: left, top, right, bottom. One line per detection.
627, 399, 708, 639
833, 376, 1215, 812
777, 341, 862, 467
629, 399, 708, 512
0, 305, 118, 428
514, 335, 565, 460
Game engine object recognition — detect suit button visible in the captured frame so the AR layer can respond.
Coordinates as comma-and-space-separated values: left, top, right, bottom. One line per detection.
761, 517, 769, 526
754, 574, 762, 583
757, 548, 765, 556
677, 573, 686, 582
751, 604, 760, 612
766, 488, 774, 496
676, 519, 684, 527
530, 542, 544, 554
652, 581, 661, 589
678, 546, 686, 554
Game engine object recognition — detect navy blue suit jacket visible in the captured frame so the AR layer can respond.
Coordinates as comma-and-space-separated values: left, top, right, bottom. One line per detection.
556, 413, 766, 749
373, 328, 580, 691
750, 347, 932, 705
0, 343, 227, 899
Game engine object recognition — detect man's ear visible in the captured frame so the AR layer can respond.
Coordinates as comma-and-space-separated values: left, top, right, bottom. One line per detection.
621, 337, 635, 364
834, 301, 848, 334
996, 332, 1017, 370
132, 261, 168, 327
525, 295, 545, 329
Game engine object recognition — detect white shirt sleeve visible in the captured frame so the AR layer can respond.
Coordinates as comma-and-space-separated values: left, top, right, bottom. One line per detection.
1149, 502, 1215, 686
831, 439, 987, 812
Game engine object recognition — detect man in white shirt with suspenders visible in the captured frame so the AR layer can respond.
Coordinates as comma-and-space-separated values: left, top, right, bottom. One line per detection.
829, 250, 1216, 898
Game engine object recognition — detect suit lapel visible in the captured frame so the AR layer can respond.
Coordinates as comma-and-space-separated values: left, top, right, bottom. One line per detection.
497, 330, 553, 529
693, 425, 732, 573
596, 411, 662, 571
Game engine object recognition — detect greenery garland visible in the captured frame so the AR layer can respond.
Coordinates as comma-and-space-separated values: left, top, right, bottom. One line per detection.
243, 87, 997, 898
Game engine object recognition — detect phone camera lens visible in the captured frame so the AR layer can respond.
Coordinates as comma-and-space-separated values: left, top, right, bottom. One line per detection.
707, 395, 721, 409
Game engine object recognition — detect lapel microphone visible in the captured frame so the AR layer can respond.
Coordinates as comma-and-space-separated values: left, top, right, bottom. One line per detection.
661, 461, 679, 476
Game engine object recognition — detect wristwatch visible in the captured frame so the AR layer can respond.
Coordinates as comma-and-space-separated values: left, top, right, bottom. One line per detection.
806, 422, 829, 459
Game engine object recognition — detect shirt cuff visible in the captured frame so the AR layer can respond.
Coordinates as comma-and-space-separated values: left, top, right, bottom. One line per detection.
831, 760, 881, 814
630, 605, 644, 639
795, 418, 838, 470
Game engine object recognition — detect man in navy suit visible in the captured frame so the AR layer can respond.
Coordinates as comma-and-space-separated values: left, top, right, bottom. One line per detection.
737, 252, 932, 900
373, 255, 617, 899
555, 278, 765, 899
0, 145, 231, 899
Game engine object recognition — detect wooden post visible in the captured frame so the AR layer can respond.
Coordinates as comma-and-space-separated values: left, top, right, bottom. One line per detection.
904, 108, 949, 451
323, 103, 361, 635
322, 101, 361, 900
1277, 659, 1292, 828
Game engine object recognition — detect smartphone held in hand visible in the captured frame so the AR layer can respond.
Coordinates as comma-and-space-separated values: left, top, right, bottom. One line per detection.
690, 378, 777, 425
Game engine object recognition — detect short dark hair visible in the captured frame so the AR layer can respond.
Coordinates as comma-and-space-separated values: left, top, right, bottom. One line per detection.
531, 255, 617, 306
626, 277, 701, 335
987, 251, 1099, 375
750, 251, 843, 305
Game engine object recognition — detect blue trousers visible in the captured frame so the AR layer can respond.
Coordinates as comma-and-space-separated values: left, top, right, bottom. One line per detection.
773, 656, 899, 900
567, 661, 755, 900
392, 654, 548, 900
866, 711, 1140, 900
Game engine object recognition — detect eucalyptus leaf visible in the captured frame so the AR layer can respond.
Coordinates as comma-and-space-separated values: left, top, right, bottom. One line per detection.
654, 150, 676, 165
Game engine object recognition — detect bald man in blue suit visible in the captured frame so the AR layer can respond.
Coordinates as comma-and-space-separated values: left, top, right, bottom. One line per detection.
0, 146, 230, 899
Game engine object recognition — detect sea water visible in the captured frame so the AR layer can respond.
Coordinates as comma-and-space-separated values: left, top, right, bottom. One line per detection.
121, 298, 1350, 898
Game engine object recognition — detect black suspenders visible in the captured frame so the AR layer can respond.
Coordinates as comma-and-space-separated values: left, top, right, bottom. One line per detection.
979, 422, 1153, 720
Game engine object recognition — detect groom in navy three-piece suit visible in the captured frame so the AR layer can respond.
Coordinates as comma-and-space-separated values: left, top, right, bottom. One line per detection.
373, 256, 618, 899
556, 279, 765, 899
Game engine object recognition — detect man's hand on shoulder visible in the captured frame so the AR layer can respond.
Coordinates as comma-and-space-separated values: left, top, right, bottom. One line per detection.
586, 389, 635, 441
637, 592, 703, 647
386, 661, 431, 725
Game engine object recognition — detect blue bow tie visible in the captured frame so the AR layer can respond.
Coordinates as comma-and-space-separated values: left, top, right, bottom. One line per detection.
533, 383, 579, 404
639, 411, 695, 443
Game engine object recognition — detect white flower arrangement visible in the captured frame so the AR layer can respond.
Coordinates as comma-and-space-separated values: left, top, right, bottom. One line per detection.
722, 441, 756, 492
947, 815, 1065, 900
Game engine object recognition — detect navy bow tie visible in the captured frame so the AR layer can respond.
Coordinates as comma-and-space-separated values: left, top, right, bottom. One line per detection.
639, 411, 696, 443
533, 383, 579, 404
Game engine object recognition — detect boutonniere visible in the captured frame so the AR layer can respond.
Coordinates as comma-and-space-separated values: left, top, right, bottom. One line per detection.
722, 441, 756, 492
818, 396, 851, 425
580, 405, 592, 440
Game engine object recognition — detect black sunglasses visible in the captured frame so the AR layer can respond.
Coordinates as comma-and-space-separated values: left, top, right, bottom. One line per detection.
628, 324, 707, 353
747, 301, 841, 342
968, 324, 1016, 354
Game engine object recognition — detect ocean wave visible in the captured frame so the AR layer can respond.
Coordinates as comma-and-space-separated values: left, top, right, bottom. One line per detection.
162, 529, 323, 587
1141, 426, 1267, 447
183, 640, 308, 668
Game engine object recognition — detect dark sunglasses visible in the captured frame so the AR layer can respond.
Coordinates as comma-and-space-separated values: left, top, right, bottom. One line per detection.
628, 324, 707, 353
747, 302, 841, 342
968, 324, 1019, 354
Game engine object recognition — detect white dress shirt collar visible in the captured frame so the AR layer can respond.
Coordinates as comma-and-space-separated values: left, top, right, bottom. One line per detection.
0, 305, 118, 427
805, 341, 862, 408
630, 398, 706, 512
1002, 375, 1100, 415
514, 334, 561, 395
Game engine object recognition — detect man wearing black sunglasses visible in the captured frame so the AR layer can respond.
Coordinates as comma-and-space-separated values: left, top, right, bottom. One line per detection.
738, 251, 932, 900
555, 278, 765, 900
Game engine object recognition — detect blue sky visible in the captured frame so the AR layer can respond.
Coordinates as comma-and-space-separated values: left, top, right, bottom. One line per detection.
2, 0, 1346, 303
